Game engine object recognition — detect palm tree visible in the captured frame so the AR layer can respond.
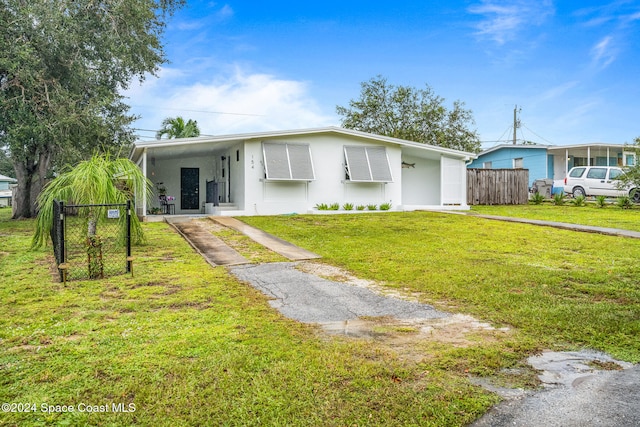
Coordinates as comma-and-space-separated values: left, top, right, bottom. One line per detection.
32, 153, 152, 249
156, 116, 201, 139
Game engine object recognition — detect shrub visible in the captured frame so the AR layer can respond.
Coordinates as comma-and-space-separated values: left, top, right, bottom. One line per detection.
571, 195, 586, 207
329, 203, 340, 210
553, 192, 566, 206
595, 195, 607, 208
367, 204, 378, 210
530, 192, 545, 205
342, 203, 354, 211
356, 205, 366, 211
315, 203, 328, 210
616, 196, 632, 209
379, 202, 392, 211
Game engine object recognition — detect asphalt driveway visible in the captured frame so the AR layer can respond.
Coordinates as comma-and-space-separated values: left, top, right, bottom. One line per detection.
229, 262, 448, 323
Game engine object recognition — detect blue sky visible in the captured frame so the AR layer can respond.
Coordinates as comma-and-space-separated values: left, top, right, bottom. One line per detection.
125, 1, 640, 149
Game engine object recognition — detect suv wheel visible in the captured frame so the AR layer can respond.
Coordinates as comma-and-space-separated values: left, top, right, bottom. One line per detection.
572, 186, 586, 198
631, 189, 640, 203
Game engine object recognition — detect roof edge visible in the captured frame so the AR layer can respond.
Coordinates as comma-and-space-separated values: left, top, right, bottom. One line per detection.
131, 126, 477, 160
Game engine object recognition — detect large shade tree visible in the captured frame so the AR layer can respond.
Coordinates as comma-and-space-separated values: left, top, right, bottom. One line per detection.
1, 0, 185, 219
156, 116, 201, 139
336, 76, 481, 153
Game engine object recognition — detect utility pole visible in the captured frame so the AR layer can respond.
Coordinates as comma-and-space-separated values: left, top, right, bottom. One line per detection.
513, 105, 521, 145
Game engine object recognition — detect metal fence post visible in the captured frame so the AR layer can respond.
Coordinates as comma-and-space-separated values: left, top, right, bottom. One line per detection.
126, 200, 133, 275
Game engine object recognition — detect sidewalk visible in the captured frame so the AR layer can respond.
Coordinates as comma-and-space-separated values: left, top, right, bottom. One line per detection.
467, 213, 640, 239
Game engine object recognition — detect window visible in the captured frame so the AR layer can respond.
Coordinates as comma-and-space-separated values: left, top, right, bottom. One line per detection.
483, 162, 492, 169
624, 152, 636, 166
262, 142, 315, 180
513, 158, 523, 169
608, 168, 623, 180
344, 146, 393, 182
569, 167, 586, 178
586, 168, 606, 180
573, 157, 592, 167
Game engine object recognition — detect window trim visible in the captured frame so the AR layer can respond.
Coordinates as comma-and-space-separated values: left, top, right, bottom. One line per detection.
513, 157, 524, 169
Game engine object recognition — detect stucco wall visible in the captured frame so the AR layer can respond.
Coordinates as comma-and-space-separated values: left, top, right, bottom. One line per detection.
401, 155, 440, 205
243, 134, 404, 214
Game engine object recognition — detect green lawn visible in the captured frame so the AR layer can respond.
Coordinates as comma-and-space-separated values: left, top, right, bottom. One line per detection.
471, 203, 640, 232
2, 206, 639, 426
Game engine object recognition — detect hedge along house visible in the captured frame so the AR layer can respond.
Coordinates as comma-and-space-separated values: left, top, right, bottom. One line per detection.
468, 143, 637, 188
129, 127, 476, 218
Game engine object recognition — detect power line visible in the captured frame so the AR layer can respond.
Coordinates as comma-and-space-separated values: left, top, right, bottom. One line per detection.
522, 124, 554, 145
130, 105, 264, 117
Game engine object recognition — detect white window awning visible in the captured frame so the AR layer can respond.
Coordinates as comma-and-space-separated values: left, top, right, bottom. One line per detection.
344, 145, 393, 182
263, 142, 315, 181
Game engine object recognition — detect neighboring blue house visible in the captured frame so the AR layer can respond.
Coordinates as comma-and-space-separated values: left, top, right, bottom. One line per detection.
468, 143, 637, 189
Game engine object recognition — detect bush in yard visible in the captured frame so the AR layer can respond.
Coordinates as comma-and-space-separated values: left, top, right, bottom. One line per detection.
571, 195, 586, 207
595, 195, 607, 208
553, 192, 566, 206
530, 192, 545, 205
342, 203, 354, 210
616, 196, 633, 209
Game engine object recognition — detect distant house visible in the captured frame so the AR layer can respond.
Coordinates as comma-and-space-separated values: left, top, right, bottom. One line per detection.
468, 143, 637, 188
0, 174, 17, 207
129, 126, 476, 217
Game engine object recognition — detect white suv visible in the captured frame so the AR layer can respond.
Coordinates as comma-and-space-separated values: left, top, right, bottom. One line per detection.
563, 166, 639, 202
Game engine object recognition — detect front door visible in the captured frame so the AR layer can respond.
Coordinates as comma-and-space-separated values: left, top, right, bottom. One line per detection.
181, 168, 199, 210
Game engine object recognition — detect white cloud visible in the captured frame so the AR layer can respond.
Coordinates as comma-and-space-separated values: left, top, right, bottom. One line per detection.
591, 35, 617, 68
124, 67, 336, 139
537, 81, 579, 102
175, 4, 233, 31
468, 0, 554, 45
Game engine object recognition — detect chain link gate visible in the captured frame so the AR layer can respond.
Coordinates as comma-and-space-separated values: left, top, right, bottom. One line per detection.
51, 200, 132, 281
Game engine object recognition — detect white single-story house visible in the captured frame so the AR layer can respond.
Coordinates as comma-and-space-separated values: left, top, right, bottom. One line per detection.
129, 127, 476, 217
0, 173, 17, 208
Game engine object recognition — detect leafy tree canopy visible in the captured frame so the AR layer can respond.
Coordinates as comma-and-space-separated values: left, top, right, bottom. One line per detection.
1, 0, 185, 218
156, 116, 201, 139
336, 76, 481, 153
618, 137, 640, 195
0, 148, 13, 177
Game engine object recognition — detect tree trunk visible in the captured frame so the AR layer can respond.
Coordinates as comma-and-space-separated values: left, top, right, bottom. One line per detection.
11, 150, 52, 219
12, 162, 35, 219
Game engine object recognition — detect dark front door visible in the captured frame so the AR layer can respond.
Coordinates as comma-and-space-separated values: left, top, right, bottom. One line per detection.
181, 168, 199, 210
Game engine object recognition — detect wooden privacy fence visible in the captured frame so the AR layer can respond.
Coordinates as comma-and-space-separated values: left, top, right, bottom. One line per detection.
467, 169, 529, 205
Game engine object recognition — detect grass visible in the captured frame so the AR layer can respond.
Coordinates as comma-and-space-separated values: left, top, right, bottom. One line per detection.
241, 212, 640, 363
471, 204, 640, 232
3, 205, 640, 425
0, 208, 497, 426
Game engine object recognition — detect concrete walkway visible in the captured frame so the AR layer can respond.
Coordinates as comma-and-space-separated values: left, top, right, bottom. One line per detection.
166, 216, 320, 266
468, 213, 640, 239
166, 217, 248, 266
210, 216, 321, 260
